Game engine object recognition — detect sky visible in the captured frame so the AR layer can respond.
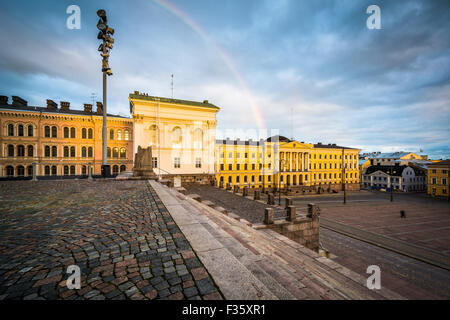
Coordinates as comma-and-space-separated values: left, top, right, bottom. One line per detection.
0, 0, 449, 159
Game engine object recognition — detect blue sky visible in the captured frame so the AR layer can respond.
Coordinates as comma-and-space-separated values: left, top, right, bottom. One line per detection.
0, 0, 449, 158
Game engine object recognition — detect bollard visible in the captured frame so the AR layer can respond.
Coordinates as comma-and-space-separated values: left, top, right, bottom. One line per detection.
32, 161, 38, 181
287, 205, 296, 222
267, 193, 275, 205
285, 197, 293, 209
307, 203, 316, 218
264, 208, 274, 225
243, 187, 248, 197
254, 190, 261, 200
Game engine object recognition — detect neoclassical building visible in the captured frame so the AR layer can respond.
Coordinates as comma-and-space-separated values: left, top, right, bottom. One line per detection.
0, 95, 133, 178
129, 91, 219, 185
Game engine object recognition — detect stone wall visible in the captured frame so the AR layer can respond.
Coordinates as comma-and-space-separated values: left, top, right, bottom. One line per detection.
161, 174, 215, 186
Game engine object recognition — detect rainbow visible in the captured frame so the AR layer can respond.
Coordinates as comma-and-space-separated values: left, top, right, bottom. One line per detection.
151, 0, 266, 129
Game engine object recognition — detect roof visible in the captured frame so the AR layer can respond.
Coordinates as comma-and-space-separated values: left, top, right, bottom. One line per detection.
0, 101, 130, 119
216, 139, 263, 146
365, 165, 407, 176
313, 143, 357, 150
370, 152, 414, 159
266, 135, 291, 142
129, 93, 220, 110
428, 159, 450, 167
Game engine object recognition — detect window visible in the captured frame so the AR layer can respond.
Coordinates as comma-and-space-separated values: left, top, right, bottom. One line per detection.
52, 126, 57, 138
28, 145, 33, 157
229, 153, 232, 158
245, 153, 248, 159
237, 164, 240, 170
45, 126, 51, 137
16, 124, 23, 137
17, 145, 25, 157
64, 146, 69, 157
113, 165, 119, 174
228, 176, 232, 183
268, 176, 271, 182
17, 166, 25, 176
244, 175, 248, 183
120, 148, 126, 159
443, 178, 448, 185
82, 147, 87, 158
70, 127, 75, 138
64, 127, 69, 138
52, 146, 57, 157
45, 145, 51, 157
228, 164, 232, 170
113, 147, 119, 158
64, 166, 69, 175
120, 165, 126, 172
82, 165, 87, 175
45, 165, 50, 176
193, 128, 203, 149
124, 130, 129, 141
70, 165, 75, 175
8, 124, 14, 136
88, 147, 93, 158
52, 166, 57, 175
117, 130, 122, 140
27, 165, 33, 176
82, 128, 87, 139
220, 164, 224, 171
107, 147, 111, 158
172, 127, 182, 148
432, 178, 437, 185
6, 166, 14, 177
237, 153, 240, 158
70, 146, 75, 157
195, 157, 201, 168
252, 164, 255, 170
110, 129, 114, 140
88, 128, 93, 139
174, 157, 181, 168
152, 157, 158, 168
28, 125, 33, 137
236, 176, 240, 183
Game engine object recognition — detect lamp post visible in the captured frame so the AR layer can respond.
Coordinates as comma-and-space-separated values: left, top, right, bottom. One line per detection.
342, 148, 346, 204
390, 166, 394, 202
96, 9, 114, 177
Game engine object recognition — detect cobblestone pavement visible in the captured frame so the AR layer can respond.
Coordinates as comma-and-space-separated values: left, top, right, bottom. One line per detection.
0, 180, 223, 300
321, 228, 450, 300
184, 185, 286, 224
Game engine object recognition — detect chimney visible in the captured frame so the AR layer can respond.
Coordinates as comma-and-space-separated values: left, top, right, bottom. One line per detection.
203, 100, 209, 104
134, 91, 139, 95
96, 102, 103, 115
13, 96, 28, 107
60, 101, 70, 111
0, 96, 8, 105
46, 99, 57, 110
83, 104, 93, 113
317, 142, 322, 145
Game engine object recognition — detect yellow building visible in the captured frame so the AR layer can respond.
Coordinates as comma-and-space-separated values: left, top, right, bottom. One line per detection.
0, 95, 133, 178
216, 135, 360, 192
129, 91, 219, 185
427, 160, 450, 197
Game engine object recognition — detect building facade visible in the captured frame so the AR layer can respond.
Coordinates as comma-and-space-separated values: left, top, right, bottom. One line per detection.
427, 160, 450, 197
362, 165, 427, 192
0, 95, 133, 178
216, 136, 360, 192
129, 92, 219, 185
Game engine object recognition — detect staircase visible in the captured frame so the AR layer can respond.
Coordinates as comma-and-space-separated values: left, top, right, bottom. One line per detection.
149, 181, 404, 300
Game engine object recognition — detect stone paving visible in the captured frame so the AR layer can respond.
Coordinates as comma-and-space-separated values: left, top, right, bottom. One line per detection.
0, 180, 223, 300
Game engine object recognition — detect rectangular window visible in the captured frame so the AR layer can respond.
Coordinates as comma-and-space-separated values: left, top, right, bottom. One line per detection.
244, 176, 247, 183
228, 164, 232, 170
252, 164, 255, 170
432, 178, 437, 184
229, 153, 232, 158
236, 153, 240, 158
268, 176, 271, 182
237, 164, 240, 170
152, 157, 158, 168
220, 164, 224, 171
195, 157, 201, 168
443, 178, 448, 185
174, 157, 180, 168
244, 164, 248, 170
236, 176, 240, 183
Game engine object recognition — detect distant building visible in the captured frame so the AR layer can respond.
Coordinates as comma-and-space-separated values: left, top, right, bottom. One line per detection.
363, 151, 428, 166
362, 164, 427, 192
427, 160, 450, 197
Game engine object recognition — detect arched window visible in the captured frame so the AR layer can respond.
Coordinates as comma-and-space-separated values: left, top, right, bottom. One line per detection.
8, 144, 14, 157
52, 126, 57, 138
88, 128, 93, 139
64, 165, 69, 175
51, 166, 57, 175
70, 127, 75, 138
64, 146, 69, 157
113, 147, 119, 158
82, 165, 87, 175
8, 123, 14, 136
27, 145, 33, 157
120, 165, 126, 172
18, 124, 24, 137
107, 147, 111, 158
117, 130, 122, 140
113, 165, 119, 174
64, 127, 69, 138
109, 129, 114, 140
27, 165, 33, 176
88, 147, 93, 158
149, 125, 158, 146
82, 147, 87, 158
45, 145, 50, 157
52, 146, 57, 157
45, 165, 50, 176
17, 166, 25, 176
45, 126, 51, 137
82, 128, 87, 139
193, 128, 203, 149
28, 125, 33, 137
120, 148, 126, 158
70, 146, 75, 157
70, 165, 75, 175
17, 145, 25, 157
6, 166, 14, 177
172, 127, 182, 148
124, 130, 130, 141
